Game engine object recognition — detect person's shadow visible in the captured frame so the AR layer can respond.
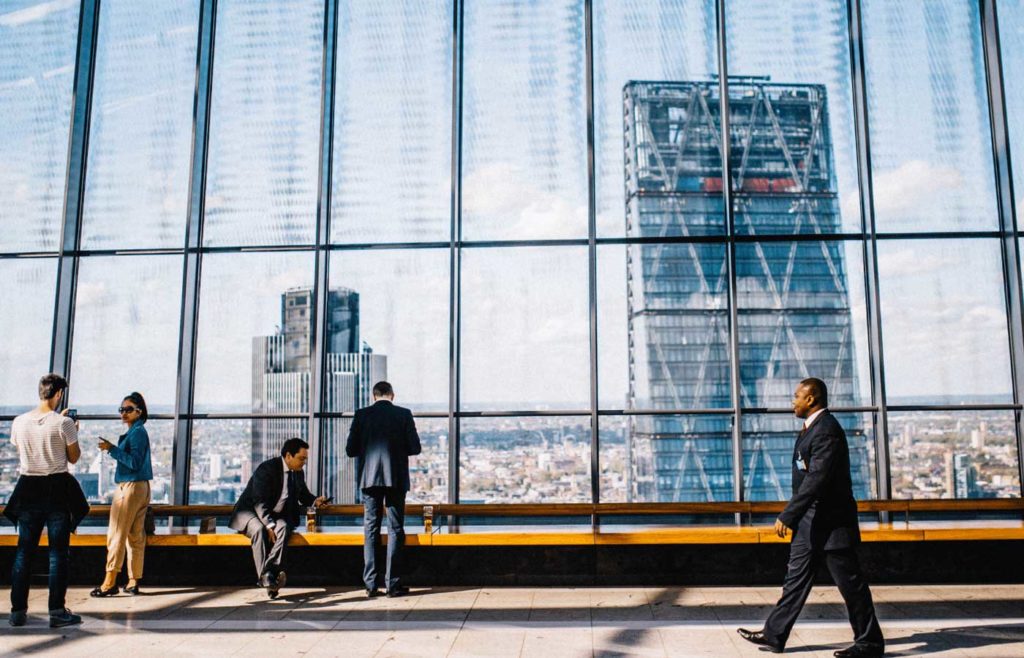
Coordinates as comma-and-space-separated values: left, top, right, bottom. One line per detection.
786, 623, 1024, 655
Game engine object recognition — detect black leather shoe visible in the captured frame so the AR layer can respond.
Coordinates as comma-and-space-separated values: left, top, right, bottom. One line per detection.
737, 628, 783, 653
834, 645, 883, 657
90, 585, 119, 598
124, 584, 140, 596
386, 586, 410, 598
267, 571, 286, 599
365, 588, 383, 598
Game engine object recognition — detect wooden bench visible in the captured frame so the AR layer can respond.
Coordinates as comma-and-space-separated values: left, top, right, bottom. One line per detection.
1, 499, 1020, 547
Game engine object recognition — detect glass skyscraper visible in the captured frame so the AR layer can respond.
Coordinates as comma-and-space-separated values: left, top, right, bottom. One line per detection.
624, 80, 870, 501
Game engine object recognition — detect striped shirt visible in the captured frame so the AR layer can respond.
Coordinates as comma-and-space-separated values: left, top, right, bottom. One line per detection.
11, 410, 78, 476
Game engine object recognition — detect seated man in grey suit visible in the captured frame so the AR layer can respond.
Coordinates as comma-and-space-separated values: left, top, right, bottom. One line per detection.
345, 381, 421, 598
229, 438, 327, 599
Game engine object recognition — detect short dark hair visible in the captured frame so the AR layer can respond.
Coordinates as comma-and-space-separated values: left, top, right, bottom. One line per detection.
281, 437, 310, 458
39, 373, 68, 400
372, 381, 393, 398
123, 392, 149, 424
799, 377, 828, 408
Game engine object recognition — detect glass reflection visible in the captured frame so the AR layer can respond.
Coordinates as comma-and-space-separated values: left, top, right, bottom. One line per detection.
70, 256, 182, 411
326, 249, 449, 412
331, 0, 452, 244
0, 421, 14, 503
460, 416, 590, 503
889, 411, 1019, 499
600, 414, 735, 503
593, 0, 719, 238
0, 258, 57, 410
460, 246, 589, 411
0, 0, 79, 252
462, 0, 588, 240
998, 0, 1024, 219
862, 0, 998, 232
203, 0, 323, 246
81, 0, 198, 249
877, 239, 1012, 404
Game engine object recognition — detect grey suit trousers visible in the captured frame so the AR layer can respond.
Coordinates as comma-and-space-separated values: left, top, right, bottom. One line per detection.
242, 516, 290, 581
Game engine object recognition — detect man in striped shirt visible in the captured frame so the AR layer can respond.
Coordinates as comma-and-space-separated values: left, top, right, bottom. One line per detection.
6, 373, 84, 628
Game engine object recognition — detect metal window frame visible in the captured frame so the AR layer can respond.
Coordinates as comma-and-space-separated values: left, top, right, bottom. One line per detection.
16, 0, 1022, 512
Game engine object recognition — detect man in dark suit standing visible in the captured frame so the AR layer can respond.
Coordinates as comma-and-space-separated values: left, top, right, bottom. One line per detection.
738, 378, 884, 657
230, 438, 327, 599
345, 381, 421, 598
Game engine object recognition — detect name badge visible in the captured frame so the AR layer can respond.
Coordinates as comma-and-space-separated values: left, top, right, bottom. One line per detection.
795, 458, 808, 472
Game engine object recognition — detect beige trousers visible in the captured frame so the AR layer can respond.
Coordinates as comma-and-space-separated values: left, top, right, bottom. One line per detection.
105, 480, 150, 579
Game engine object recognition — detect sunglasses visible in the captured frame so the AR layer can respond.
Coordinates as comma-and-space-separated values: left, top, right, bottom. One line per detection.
118, 406, 140, 414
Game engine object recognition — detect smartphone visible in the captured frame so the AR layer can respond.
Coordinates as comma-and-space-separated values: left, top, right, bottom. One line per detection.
321, 497, 333, 504
67, 408, 78, 421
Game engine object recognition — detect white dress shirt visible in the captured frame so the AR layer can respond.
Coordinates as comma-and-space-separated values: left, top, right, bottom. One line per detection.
803, 408, 826, 431
272, 457, 289, 514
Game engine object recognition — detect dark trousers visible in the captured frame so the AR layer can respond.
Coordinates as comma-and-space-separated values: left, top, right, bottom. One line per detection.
763, 539, 884, 650
242, 517, 291, 581
362, 487, 406, 591
10, 508, 72, 613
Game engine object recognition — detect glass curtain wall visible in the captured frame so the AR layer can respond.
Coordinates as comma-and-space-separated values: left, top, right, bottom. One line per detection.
1, 0, 1022, 508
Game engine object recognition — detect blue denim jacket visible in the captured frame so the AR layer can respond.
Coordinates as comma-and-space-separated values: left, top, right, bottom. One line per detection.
108, 421, 152, 483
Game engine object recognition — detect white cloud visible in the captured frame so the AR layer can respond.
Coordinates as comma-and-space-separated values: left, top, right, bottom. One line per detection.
870, 159, 964, 217
0, 0, 77, 27
461, 162, 586, 239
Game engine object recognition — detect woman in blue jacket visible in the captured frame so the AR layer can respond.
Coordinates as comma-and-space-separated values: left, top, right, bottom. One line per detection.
91, 392, 153, 597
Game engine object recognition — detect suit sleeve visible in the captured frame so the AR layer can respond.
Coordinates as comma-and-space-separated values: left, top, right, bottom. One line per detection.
406, 410, 421, 456
251, 464, 276, 528
778, 427, 840, 528
345, 411, 362, 458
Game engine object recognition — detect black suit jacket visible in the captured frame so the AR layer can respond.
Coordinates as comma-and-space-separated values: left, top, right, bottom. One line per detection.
229, 457, 316, 532
345, 400, 421, 492
778, 410, 860, 550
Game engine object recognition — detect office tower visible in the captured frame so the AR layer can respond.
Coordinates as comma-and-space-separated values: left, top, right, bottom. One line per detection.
953, 452, 980, 499
623, 79, 868, 502
252, 287, 386, 503
209, 453, 222, 481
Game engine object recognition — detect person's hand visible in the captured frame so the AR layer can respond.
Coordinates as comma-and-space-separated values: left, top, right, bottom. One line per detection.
98, 439, 114, 452
61, 408, 80, 430
266, 526, 277, 544
774, 518, 790, 538
313, 496, 328, 509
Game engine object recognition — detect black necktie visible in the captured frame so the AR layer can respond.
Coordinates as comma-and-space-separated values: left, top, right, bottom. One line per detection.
286, 471, 295, 503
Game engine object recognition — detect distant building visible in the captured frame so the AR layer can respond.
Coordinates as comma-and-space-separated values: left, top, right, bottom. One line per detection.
252, 287, 386, 503
623, 79, 870, 502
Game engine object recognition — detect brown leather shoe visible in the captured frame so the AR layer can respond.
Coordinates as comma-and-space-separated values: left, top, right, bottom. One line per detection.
737, 628, 784, 653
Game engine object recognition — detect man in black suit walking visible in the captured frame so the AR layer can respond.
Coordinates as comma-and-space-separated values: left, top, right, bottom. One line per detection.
230, 438, 327, 599
346, 381, 421, 598
738, 378, 884, 656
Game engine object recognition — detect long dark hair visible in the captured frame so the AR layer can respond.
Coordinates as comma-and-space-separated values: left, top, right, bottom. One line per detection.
123, 391, 148, 424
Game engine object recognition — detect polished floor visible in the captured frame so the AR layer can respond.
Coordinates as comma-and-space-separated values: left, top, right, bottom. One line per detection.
1, 584, 1022, 656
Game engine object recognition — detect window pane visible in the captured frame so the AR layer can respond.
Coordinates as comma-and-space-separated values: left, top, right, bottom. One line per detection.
889, 411, 1020, 499
998, 0, 1024, 218
193, 252, 314, 415
330, 0, 452, 244
460, 246, 589, 411
599, 243, 732, 411
74, 419, 173, 504
736, 241, 870, 408
743, 412, 875, 501
325, 249, 449, 412
601, 413, 734, 503
594, 0, 719, 238
462, 0, 587, 240
80, 0, 198, 249
203, 0, 323, 246
862, 0, 997, 232
726, 0, 861, 235
322, 416, 448, 504
188, 419, 307, 504
69, 256, 182, 411
877, 240, 1012, 404
0, 258, 56, 409
460, 416, 590, 503
0, 0, 79, 252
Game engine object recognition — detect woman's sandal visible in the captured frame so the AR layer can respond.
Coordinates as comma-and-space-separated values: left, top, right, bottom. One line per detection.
89, 585, 119, 597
